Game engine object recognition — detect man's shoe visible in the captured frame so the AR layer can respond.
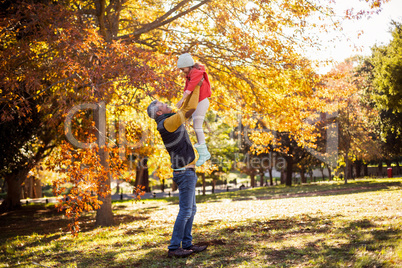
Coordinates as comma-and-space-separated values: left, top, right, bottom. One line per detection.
167, 248, 193, 258
184, 244, 208, 253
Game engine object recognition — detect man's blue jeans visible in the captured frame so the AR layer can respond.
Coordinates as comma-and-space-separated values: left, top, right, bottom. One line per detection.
168, 169, 197, 250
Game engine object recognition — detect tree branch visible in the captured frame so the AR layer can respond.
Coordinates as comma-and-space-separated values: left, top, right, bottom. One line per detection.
153, 0, 192, 24
116, 0, 211, 41
96, 0, 110, 41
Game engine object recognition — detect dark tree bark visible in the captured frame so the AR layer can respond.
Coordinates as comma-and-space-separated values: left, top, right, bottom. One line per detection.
172, 181, 178, 192
260, 169, 265, 186
135, 157, 149, 192
378, 161, 383, 177
285, 156, 293, 186
327, 166, 332, 181
363, 164, 368, 177
344, 150, 350, 184
250, 173, 255, 188
161, 179, 165, 193
355, 160, 362, 178
300, 167, 307, 183
201, 173, 206, 196
0, 169, 29, 213
268, 168, 273, 186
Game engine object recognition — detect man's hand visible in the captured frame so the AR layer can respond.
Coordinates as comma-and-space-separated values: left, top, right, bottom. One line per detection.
175, 78, 203, 109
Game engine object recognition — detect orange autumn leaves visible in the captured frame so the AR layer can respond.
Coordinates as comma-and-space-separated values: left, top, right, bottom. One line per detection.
49, 138, 145, 235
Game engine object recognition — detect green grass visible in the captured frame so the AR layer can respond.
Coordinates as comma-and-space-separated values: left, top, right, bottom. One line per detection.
1, 178, 402, 267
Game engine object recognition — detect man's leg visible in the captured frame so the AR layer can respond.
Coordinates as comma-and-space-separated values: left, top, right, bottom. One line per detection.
181, 170, 197, 249
183, 177, 207, 253
168, 170, 197, 251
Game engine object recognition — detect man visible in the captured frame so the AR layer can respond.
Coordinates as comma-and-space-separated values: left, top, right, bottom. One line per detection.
147, 80, 207, 258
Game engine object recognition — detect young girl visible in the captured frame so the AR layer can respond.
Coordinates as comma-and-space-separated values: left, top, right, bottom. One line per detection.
176, 53, 212, 166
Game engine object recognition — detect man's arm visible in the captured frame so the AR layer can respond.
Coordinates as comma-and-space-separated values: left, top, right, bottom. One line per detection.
164, 85, 200, 133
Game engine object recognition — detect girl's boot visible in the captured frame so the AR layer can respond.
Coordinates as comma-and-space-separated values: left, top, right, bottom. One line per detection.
194, 143, 211, 166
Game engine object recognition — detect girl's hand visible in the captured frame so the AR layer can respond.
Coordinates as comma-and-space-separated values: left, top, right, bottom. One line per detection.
176, 99, 184, 109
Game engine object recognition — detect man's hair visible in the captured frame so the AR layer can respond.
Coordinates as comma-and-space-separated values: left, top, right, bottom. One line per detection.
147, 100, 160, 119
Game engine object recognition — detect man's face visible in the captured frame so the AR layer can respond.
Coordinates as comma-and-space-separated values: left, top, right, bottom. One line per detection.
179, 67, 191, 75
155, 101, 172, 116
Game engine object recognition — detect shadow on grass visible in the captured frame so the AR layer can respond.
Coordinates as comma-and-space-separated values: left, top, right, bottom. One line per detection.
125, 240, 255, 268
1, 210, 401, 267
0, 204, 150, 243
122, 214, 400, 268
0, 204, 68, 241
204, 215, 400, 268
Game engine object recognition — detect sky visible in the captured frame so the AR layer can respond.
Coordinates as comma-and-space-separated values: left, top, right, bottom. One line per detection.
309, 0, 402, 73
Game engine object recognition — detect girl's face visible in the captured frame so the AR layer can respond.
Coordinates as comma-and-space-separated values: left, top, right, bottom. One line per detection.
179, 67, 191, 75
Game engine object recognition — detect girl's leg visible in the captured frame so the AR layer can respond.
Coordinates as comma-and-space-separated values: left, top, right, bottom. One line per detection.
193, 98, 209, 145
193, 98, 210, 166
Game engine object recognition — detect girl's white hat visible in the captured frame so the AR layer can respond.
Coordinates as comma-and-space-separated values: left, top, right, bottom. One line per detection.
177, 53, 195, 68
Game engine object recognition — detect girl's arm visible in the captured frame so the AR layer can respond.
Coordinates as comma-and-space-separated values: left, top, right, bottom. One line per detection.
184, 68, 204, 93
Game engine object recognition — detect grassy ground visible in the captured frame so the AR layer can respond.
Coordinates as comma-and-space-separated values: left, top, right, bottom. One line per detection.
1, 178, 402, 268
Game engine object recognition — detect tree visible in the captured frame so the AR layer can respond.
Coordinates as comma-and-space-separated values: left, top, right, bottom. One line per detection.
0, 0, 168, 223
276, 132, 312, 186
0, 1, 67, 211
0, 95, 55, 212
324, 58, 381, 183
369, 21, 402, 162
371, 21, 402, 113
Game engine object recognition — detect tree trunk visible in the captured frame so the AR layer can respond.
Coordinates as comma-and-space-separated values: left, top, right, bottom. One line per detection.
280, 171, 285, 185
142, 158, 149, 192
161, 179, 165, 193
363, 164, 368, 177
378, 162, 383, 177
344, 153, 350, 184
268, 168, 273, 186
115, 180, 120, 195
135, 163, 143, 186
285, 157, 293, 186
250, 173, 255, 188
0, 169, 29, 213
385, 160, 392, 168
350, 161, 354, 179
135, 157, 149, 192
202, 173, 206, 196
300, 167, 306, 183
355, 160, 362, 178
260, 169, 265, 186
0, 179, 6, 193
327, 167, 332, 181
95, 102, 114, 227
172, 181, 178, 192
